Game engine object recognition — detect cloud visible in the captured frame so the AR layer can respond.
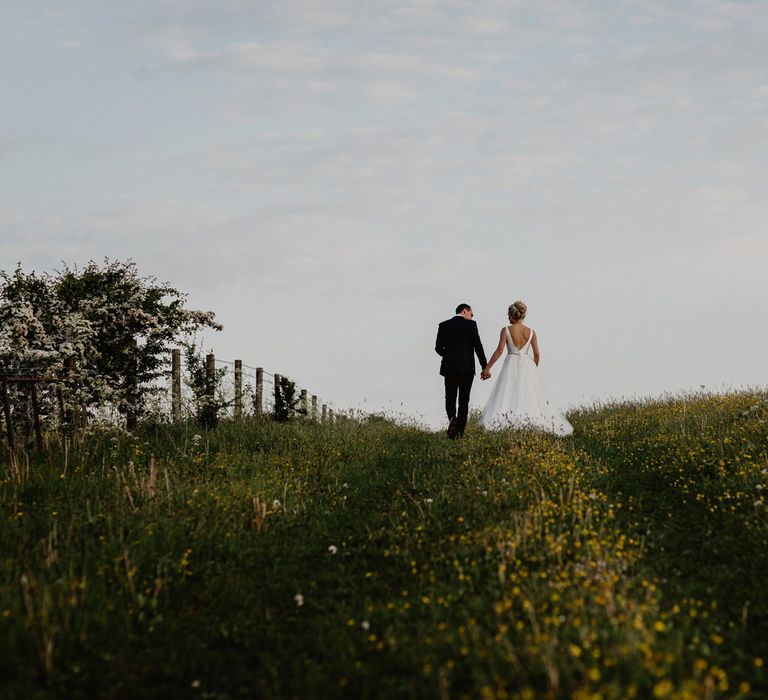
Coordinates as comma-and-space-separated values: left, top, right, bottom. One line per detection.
59, 37, 85, 49
0, 186, 485, 305
2, 0, 768, 424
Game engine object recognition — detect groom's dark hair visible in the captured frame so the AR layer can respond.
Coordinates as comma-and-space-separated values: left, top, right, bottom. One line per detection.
455, 303, 472, 314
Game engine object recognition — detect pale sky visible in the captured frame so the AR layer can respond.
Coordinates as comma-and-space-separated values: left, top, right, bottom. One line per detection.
2, 1, 767, 427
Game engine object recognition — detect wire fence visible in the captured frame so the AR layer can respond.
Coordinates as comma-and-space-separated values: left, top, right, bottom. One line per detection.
149, 350, 336, 424
1, 348, 340, 452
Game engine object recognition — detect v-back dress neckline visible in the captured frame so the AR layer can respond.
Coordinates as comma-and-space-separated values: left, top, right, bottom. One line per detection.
506, 326, 533, 352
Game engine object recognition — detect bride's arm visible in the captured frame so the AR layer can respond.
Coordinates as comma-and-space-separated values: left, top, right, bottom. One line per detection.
531, 331, 540, 366
483, 328, 507, 373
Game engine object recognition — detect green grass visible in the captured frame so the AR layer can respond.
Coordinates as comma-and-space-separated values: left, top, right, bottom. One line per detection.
1, 391, 767, 699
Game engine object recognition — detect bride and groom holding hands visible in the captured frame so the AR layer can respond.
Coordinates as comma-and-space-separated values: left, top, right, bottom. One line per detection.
435, 301, 573, 438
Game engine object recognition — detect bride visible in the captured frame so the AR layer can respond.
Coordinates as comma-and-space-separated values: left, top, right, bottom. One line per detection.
480, 300, 573, 436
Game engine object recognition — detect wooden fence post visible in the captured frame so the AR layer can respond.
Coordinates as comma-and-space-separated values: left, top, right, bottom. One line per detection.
322, 404, 328, 423
328, 408, 334, 423
234, 360, 243, 420
311, 395, 318, 422
1, 379, 14, 453
273, 374, 281, 420
171, 348, 181, 422
300, 389, 308, 417
255, 368, 264, 417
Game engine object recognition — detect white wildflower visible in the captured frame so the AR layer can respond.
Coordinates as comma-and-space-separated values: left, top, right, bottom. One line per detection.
425, 498, 433, 505
361, 620, 370, 631
294, 593, 304, 607
328, 544, 338, 554
272, 499, 281, 509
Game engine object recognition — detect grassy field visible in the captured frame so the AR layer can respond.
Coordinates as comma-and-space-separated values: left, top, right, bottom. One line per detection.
1, 391, 767, 699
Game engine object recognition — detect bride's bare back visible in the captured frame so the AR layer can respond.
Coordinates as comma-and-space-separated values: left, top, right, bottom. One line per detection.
507, 323, 533, 350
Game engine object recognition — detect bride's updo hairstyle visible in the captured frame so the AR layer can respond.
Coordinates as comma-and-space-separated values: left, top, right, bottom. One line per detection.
508, 300, 527, 322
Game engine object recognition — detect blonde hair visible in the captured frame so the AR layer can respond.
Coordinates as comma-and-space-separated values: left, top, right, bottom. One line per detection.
508, 300, 527, 322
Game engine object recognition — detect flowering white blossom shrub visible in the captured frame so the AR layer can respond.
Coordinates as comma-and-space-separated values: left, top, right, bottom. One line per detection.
0, 259, 221, 428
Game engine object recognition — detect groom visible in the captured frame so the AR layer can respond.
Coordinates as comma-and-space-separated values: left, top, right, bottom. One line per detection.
435, 303, 488, 439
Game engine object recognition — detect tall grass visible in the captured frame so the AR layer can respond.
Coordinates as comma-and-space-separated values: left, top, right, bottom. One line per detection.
1, 392, 766, 699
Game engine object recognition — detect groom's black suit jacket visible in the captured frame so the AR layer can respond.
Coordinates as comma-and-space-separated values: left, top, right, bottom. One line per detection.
435, 316, 488, 377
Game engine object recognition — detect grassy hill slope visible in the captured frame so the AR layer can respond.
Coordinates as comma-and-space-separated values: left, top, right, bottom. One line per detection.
1, 391, 767, 699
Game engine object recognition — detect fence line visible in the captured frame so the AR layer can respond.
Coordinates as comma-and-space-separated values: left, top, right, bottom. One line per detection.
0, 367, 90, 453
0, 347, 342, 454
166, 348, 336, 425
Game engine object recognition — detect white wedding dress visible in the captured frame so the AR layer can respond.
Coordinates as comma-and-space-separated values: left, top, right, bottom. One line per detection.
480, 327, 573, 436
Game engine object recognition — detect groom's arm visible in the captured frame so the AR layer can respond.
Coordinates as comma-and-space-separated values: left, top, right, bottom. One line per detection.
435, 323, 446, 356
472, 321, 488, 369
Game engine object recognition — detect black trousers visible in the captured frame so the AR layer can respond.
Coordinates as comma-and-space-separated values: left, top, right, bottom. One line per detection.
444, 372, 474, 433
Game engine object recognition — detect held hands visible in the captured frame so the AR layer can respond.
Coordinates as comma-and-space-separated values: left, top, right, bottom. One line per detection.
481, 368, 491, 380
